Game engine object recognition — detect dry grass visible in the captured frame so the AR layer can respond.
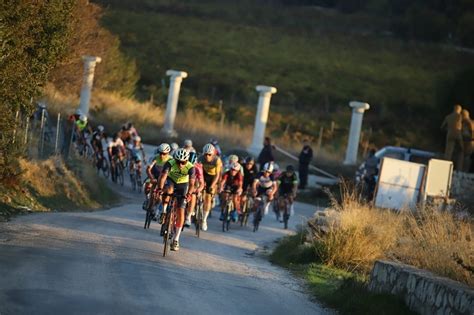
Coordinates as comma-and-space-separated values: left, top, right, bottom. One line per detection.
311, 184, 473, 286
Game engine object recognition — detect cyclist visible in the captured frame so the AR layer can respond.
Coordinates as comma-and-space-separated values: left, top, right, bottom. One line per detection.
183, 139, 196, 153
184, 151, 205, 227
219, 162, 243, 222
91, 125, 107, 170
157, 148, 196, 251
252, 162, 278, 216
127, 135, 146, 176
241, 156, 258, 209
107, 132, 126, 169
126, 122, 139, 139
75, 114, 92, 148
198, 143, 223, 231
119, 125, 132, 145
170, 142, 179, 156
224, 154, 243, 174
145, 143, 172, 194
277, 165, 299, 220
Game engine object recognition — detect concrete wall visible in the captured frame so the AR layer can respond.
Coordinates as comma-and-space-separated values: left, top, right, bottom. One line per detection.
368, 260, 474, 315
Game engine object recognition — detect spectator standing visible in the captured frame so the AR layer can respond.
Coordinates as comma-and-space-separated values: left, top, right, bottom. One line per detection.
461, 109, 474, 172
298, 139, 313, 189
441, 104, 464, 169
257, 137, 275, 171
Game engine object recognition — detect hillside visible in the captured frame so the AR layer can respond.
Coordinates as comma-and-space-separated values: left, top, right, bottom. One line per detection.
95, 0, 474, 152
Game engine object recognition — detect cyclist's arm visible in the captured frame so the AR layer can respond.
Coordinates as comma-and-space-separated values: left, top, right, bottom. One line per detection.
187, 167, 196, 195
158, 169, 169, 190
252, 179, 259, 195
219, 173, 228, 192
236, 173, 244, 191
146, 160, 156, 180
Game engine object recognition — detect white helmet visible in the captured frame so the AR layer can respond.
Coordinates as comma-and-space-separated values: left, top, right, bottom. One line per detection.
231, 162, 240, 171
97, 125, 105, 132
203, 143, 215, 154
171, 143, 179, 151
228, 154, 239, 164
79, 114, 87, 123
262, 162, 274, 173
174, 148, 190, 162
133, 136, 141, 142
184, 139, 193, 147
273, 163, 280, 172
157, 143, 171, 154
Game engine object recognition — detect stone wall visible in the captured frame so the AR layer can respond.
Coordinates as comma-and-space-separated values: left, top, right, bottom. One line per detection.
451, 171, 474, 200
368, 260, 474, 315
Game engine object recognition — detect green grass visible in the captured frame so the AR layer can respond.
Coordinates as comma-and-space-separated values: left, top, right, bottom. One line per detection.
270, 233, 416, 315
98, 0, 474, 151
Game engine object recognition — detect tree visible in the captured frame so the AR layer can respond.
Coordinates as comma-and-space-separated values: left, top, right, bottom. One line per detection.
48, 0, 138, 97
0, 0, 74, 181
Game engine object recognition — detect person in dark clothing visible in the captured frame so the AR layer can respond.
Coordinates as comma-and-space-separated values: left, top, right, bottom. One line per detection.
298, 140, 313, 189
257, 137, 275, 171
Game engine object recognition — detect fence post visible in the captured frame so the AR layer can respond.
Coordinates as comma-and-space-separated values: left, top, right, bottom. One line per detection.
24, 116, 30, 145
315, 126, 324, 158
39, 109, 46, 157
12, 111, 19, 144
55, 113, 61, 154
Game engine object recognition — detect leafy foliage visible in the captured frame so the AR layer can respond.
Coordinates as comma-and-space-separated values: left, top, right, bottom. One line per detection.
0, 0, 74, 181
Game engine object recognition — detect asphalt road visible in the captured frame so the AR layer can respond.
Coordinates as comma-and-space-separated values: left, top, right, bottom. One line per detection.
0, 181, 333, 315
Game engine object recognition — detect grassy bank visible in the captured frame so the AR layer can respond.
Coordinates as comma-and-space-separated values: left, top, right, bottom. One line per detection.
0, 156, 120, 221
270, 232, 416, 315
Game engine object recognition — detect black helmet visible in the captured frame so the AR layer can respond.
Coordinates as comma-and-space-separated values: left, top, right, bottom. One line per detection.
245, 156, 255, 164
286, 165, 295, 172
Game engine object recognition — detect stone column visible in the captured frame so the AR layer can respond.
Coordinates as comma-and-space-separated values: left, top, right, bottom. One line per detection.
161, 70, 188, 137
78, 56, 102, 116
248, 85, 277, 155
344, 101, 370, 165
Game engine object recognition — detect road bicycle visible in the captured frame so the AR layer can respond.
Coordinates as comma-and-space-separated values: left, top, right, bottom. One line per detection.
111, 155, 124, 186
253, 195, 268, 232
239, 191, 253, 227
193, 192, 204, 238
160, 192, 181, 257
129, 159, 142, 193
220, 188, 235, 232
143, 184, 160, 230
278, 194, 292, 229
95, 151, 110, 178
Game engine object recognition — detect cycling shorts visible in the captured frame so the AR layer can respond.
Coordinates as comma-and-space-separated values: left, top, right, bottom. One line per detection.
223, 185, 240, 195
164, 179, 189, 209
257, 186, 272, 197
203, 173, 217, 194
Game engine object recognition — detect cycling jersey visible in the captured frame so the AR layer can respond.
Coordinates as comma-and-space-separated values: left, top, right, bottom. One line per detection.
150, 154, 171, 178
199, 155, 222, 176
91, 132, 104, 151
243, 163, 258, 190
75, 120, 87, 132
128, 143, 144, 161
162, 159, 195, 184
255, 172, 275, 189
278, 172, 298, 194
194, 163, 204, 190
108, 138, 124, 149
221, 170, 243, 189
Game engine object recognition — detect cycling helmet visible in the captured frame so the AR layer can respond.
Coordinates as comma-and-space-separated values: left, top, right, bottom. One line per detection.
203, 143, 215, 154
97, 125, 105, 133
157, 143, 171, 154
262, 162, 274, 173
273, 163, 280, 172
184, 139, 193, 147
133, 136, 141, 142
286, 165, 295, 172
245, 156, 255, 164
228, 154, 239, 164
75, 109, 82, 115
189, 151, 198, 164
174, 148, 190, 162
126, 122, 133, 129
79, 114, 87, 122
230, 162, 240, 171
171, 142, 179, 151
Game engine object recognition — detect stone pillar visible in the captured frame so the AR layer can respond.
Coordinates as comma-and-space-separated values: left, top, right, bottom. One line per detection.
344, 101, 370, 165
161, 70, 188, 137
248, 85, 277, 155
78, 56, 102, 116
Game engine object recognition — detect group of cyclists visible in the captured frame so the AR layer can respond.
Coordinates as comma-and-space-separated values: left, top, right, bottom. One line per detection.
142, 140, 299, 252
71, 111, 299, 254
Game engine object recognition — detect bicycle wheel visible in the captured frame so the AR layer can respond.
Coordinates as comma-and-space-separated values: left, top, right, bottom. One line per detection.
282, 201, 289, 229
226, 202, 232, 232
253, 203, 262, 232
136, 172, 142, 193
117, 163, 124, 186
163, 210, 174, 257
195, 199, 202, 237
101, 159, 110, 178
222, 206, 228, 232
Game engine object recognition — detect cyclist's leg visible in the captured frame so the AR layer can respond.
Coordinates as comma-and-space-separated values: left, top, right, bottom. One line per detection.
185, 193, 196, 226
202, 174, 214, 223
172, 183, 189, 245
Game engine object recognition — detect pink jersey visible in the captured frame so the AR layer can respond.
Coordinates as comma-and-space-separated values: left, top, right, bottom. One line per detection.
194, 163, 205, 190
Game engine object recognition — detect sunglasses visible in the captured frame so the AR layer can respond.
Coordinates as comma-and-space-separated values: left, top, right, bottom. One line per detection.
178, 160, 187, 165
159, 152, 168, 155
204, 153, 212, 157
